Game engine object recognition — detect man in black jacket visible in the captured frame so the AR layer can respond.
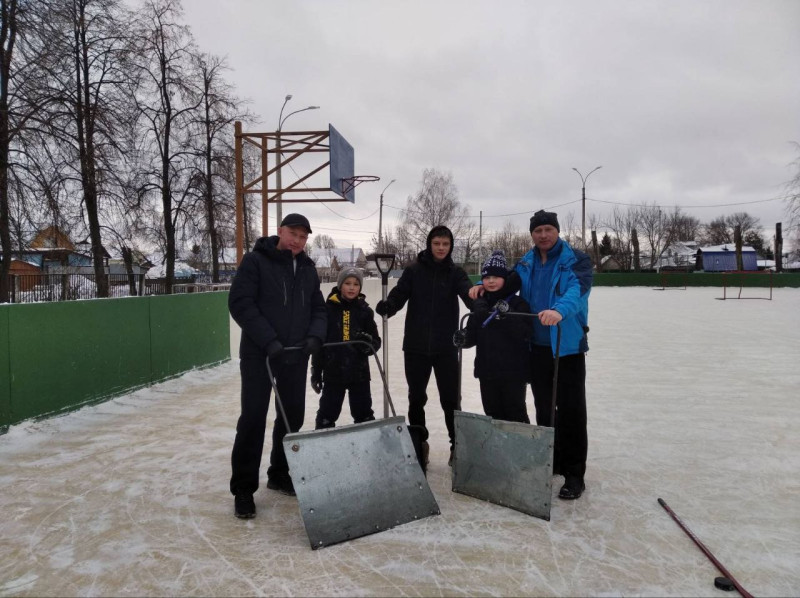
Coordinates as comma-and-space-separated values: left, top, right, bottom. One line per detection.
228, 213, 326, 519
376, 225, 473, 465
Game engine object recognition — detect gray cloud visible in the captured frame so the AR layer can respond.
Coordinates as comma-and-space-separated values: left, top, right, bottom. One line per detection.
181, 0, 800, 247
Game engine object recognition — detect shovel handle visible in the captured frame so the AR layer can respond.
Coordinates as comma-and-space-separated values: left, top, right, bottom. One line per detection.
265, 347, 303, 433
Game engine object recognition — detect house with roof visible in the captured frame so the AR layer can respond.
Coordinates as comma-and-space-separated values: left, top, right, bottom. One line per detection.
310, 254, 340, 282
697, 244, 758, 272
1, 226, 112, 274
654, 241, 699, 271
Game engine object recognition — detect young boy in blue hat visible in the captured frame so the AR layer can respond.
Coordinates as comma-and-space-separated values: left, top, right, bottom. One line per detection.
453, 250, 532, 423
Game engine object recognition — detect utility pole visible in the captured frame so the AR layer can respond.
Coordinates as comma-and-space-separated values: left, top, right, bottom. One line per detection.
378, 179, 395, 252
478, 210, 483, 276
572, 166, 602, 249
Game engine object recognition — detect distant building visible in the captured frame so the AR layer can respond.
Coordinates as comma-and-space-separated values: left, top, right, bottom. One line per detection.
697, 244, 758, 272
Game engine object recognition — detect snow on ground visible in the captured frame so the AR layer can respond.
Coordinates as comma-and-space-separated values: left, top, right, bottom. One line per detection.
0, 285, 798, 597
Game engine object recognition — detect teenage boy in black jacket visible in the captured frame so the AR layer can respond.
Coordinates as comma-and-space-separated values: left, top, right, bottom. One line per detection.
311, 267, 381, 428
228, 213, 326, 519
376, 225, 473, 465
453, 250, 532, 424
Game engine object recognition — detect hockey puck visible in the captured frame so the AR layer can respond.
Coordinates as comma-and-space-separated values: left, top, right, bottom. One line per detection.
714, 576, 735, 592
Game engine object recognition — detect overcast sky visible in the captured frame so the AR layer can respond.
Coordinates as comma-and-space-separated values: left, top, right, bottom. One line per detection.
180, 0, 800, 250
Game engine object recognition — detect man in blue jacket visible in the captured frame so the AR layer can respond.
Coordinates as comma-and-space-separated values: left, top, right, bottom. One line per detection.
228, 213, 327, 519
517, 210, 592, 500
469, 210, 592, 499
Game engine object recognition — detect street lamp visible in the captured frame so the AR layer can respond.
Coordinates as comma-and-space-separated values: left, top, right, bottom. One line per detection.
275, 95, 320, 229
377, 179, 396, 252
572, 165, 602, 249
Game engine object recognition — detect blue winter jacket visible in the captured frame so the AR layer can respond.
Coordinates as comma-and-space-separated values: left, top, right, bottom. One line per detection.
514, 239, 592, 356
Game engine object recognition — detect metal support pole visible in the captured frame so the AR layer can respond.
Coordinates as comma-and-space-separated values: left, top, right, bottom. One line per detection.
275, 130, 282, 233
581, 185, 586, 249
234, 121, 244, 265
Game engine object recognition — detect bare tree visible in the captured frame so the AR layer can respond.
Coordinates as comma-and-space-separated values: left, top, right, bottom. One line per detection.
784, 141, 800, 227
663, 207, 701, 241
399, 168, 473, 252
701, 212, 760, 246
602, 205, 638, 271
1, 0, 63, 301
485, 221, 530, 265
188, 52, 249, 282
133, 0, 203, 293
40, 0, 138, 297
636, 203, 673, 269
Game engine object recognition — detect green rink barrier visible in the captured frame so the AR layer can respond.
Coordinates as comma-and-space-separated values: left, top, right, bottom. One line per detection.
1, 307, 9, 427
468, 272, 800, 287
150, 293, 230, 381
1, 292, 230, 431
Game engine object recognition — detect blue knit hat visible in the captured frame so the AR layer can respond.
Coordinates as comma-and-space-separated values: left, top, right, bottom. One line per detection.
481, 250, 508, 278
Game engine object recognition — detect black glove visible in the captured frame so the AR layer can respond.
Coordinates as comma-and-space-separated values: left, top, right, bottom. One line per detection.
494, 299, 510, 314
375, 300, 392, 317
354, 331, 375, 355
472, 297, 489, 318
300, 336, 322, 357
310, 367, 322, 394
452, 329, 467, 348
266, 340, 284, 358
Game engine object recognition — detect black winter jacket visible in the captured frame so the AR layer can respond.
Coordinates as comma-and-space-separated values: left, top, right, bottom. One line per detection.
463, 290, 532, 381
228, 235, 326, 360
382, 227, 473, 354
312, 288, 381, 385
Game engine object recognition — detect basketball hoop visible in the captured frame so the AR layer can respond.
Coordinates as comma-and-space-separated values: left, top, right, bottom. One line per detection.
341, 175, 379, 198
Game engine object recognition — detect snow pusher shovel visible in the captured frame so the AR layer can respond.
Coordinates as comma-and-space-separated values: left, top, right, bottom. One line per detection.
266, 341, 440, 550
451, 311, 560, 521
368, 252, 396, 417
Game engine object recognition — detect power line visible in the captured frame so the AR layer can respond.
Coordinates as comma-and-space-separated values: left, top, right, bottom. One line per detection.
586, 195, 785, 209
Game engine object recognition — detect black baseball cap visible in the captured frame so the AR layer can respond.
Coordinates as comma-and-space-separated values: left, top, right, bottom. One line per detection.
280, 213, 312, 233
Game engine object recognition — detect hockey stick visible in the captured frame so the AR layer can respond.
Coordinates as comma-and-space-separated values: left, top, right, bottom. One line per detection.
658, 498, 753, 598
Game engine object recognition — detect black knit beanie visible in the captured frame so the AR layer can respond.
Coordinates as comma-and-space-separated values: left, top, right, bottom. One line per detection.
529, 210, 560, 232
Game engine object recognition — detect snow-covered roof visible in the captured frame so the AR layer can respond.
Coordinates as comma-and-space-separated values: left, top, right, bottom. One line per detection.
312, 255, 336, 268
145, 261, 200, 279
699, 244, 755, 253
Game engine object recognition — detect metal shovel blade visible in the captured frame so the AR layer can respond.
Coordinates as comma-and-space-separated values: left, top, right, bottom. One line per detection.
283, 416, 440, 549
452, 410, 554, 521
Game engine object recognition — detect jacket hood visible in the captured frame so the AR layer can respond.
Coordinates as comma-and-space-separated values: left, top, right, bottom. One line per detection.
253, 235, 311, 264
420, 225, 455, 265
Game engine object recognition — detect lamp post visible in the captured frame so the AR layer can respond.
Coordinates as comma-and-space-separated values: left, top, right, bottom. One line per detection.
572, 165, 602, 249
377, 179, 395, 252
275, 95, 320, 230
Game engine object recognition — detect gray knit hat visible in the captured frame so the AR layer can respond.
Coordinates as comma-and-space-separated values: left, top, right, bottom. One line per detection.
337, 267, 363, 289
481, 250, 508, 279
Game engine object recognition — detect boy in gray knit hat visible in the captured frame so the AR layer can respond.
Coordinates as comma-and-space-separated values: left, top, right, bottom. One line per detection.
311, 267, 381, 429
453, 250, 532, 423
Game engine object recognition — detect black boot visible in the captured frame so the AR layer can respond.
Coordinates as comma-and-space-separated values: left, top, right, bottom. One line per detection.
234, 493, 256, 518
266, 472, 296, 496
558, 475, 585, 500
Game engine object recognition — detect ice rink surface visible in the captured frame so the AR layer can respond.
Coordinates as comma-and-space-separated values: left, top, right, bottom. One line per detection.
1, 285, 798, 597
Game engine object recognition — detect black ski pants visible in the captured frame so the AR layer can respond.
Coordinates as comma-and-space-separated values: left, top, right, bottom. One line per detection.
529, 345, 587, 480
478, 377, 530, 424
404, 350, 460, 446
230, 355, 308, 496
315, 379, 375, 428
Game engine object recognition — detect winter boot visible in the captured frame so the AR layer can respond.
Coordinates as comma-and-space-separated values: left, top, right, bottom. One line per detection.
558, 475, 585, 500
406, 424, 429, 475
266, 472, 296, 496
234, 493, 256, 519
